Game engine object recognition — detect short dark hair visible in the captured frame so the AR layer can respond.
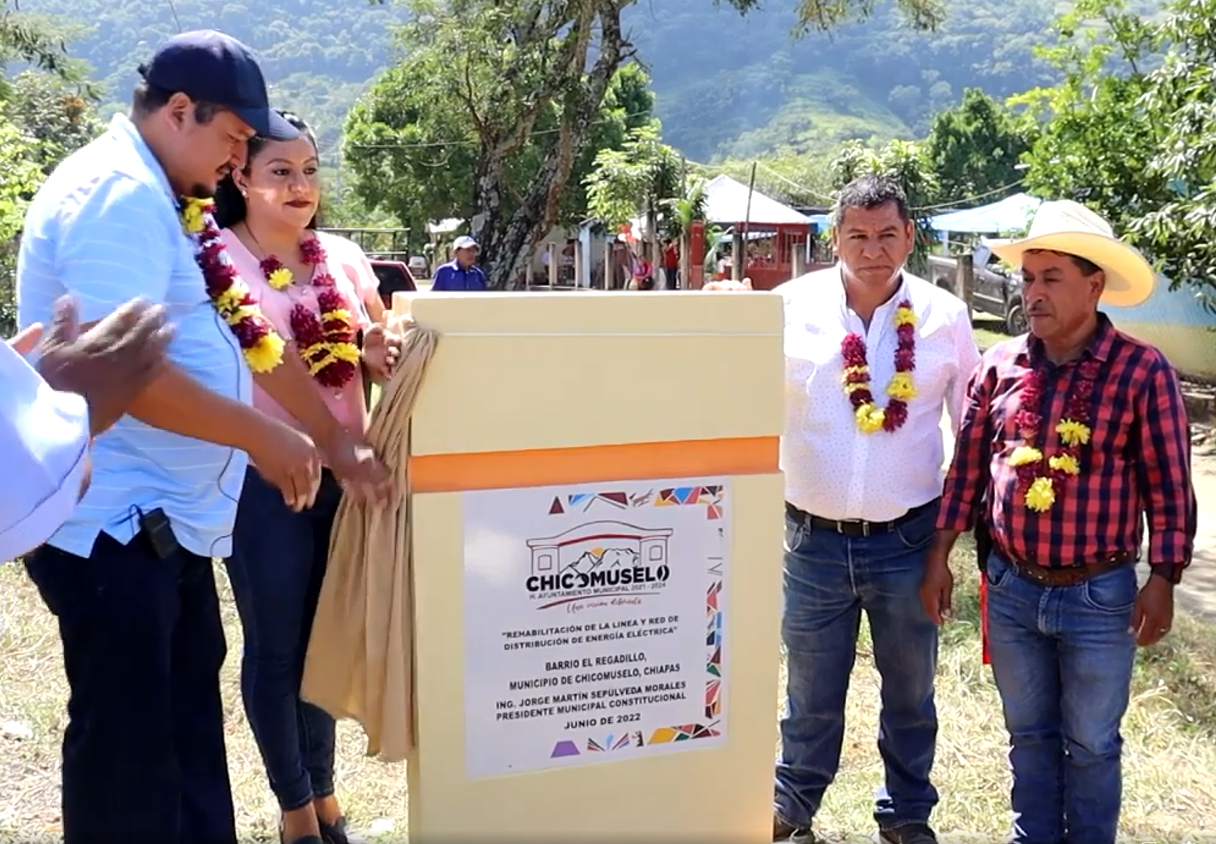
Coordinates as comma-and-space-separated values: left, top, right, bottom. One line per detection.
130, 79, 221, 124
1025, 248, 1103, 277
213, 110, 321, 230
834, 174, 911, 226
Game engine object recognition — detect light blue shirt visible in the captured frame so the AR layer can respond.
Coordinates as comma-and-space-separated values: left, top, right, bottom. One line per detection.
16, 113, 251, 559
0, 340, 91, 562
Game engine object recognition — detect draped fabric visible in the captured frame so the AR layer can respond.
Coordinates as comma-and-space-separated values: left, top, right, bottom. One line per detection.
301, 317, 439, 762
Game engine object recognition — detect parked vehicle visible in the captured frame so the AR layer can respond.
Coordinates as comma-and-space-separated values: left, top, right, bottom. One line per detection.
926, 244, 1028, 335
369, 259, 418, 310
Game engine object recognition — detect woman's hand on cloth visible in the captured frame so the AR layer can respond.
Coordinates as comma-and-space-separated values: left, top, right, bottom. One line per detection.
322, 427, 397, 506
361, 324, 402, 384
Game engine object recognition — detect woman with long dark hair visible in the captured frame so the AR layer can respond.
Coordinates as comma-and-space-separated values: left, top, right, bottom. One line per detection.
213, 111, 391, 844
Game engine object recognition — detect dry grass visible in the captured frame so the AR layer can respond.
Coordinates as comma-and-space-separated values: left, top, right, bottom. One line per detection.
3, 537, 1216, 843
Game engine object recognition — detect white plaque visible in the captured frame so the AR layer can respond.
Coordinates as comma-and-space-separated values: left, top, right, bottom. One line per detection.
462, 477, 730, 778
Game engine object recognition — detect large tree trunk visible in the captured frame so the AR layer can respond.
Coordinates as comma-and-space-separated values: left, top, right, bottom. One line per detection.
473, 0, 631, 290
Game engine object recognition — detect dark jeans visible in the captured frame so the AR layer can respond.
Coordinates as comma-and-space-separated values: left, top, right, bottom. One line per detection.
985, 553, 1137, 844
774, 503, 940, 831
226, 466, 341, 811
663, 266, 679, 289
25, 533, 235, 844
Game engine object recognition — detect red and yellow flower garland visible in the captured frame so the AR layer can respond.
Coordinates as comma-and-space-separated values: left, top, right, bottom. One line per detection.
1008, 360, 1098, 512
258, 239, 361, 389
840, 299, 918, 433
180, 197, 284, 373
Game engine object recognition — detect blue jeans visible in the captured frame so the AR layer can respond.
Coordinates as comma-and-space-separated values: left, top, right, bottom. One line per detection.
984, 553, 1137, 844
226, 467, 342, 812
775, 503, 940, 830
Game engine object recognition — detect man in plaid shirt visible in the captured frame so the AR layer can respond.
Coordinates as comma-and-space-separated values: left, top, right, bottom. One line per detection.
921, 200, 1197, 844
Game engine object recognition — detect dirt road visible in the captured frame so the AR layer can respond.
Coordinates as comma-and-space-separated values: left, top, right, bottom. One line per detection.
939, 415, 1216, 617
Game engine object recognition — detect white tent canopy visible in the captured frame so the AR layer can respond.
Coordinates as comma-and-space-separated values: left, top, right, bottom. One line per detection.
929, 192, 1042, 234
702, 174, 811, 227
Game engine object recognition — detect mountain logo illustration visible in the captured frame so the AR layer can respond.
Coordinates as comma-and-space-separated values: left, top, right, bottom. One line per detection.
563, 546, 640, 574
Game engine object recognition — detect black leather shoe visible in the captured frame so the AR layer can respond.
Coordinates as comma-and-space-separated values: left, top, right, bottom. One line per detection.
879, 823, 938, 844
320, 817, 367, 844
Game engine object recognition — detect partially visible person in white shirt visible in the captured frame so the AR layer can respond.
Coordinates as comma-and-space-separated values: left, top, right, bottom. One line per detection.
1, 296, 172, 561
770, 175, 980, 844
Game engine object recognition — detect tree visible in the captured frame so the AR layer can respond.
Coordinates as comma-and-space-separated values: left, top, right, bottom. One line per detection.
355, 0, 951, 289
923, 87, 1034, 205
1128, 0, 1216, 301
1011, 0, 1164, 241
829, 139, 939, 273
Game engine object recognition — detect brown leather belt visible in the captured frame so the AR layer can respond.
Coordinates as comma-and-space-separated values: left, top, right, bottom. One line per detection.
784, 499, 939, 539
1005, 550, 1137, 586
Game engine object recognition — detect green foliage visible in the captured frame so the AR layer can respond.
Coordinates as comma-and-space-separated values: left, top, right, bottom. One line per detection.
18, 0, 1102, 164
1013, 0, 1164, 235
344, 57, 656, 234
584, 125, 682, 230
923, 88, 1034, 204
1128, 0, 1216, 297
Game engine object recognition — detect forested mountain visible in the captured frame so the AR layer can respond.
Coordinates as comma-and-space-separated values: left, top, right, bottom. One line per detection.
18, 0, 1067, 160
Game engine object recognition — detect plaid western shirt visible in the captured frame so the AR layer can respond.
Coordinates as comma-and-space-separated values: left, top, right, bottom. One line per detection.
937, 313, 1196, 577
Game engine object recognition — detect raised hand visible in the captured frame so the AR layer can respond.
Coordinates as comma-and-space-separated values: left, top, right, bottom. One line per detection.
22, 296, 175, 436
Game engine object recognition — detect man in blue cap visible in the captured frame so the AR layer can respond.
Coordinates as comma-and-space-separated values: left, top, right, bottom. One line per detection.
431, 235, 488, 291
14, 30, 371, 844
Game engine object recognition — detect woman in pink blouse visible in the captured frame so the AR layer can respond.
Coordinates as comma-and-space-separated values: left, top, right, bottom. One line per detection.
213, 111, 390, 844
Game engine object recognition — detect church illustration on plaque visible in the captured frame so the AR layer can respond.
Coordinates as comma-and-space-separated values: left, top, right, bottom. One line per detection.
526, 520, 674, 580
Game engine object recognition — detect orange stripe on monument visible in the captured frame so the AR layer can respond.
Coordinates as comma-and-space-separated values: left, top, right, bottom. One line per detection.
410, 435, 779, 493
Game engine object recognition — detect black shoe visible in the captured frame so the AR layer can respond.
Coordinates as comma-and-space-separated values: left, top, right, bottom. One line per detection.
879, 823, 938, 844
774, 815, 817, 842
320, 817, 367, 844
284, 837, 325, 844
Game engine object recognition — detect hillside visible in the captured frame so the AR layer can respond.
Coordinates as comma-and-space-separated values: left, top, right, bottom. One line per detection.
17, 0, 1063, 160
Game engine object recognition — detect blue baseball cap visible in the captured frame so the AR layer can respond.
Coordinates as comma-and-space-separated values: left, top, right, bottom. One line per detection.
137, 30, 298, 141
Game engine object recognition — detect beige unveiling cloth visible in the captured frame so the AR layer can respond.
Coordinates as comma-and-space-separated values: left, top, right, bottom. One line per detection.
301, 317, 439, 763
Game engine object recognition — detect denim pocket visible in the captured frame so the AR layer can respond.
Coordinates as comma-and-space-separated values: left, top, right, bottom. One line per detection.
783, 514, 806, 553
984, 555, 1014, 589
1081, 565, 1138, 613
895, 509, 936, 550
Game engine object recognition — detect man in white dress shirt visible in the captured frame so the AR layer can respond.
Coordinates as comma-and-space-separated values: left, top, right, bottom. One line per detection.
1, 297, 172, 561
772, 175, 980, 844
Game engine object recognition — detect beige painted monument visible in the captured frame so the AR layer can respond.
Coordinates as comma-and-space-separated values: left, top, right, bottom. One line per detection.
391, 290, 786, 839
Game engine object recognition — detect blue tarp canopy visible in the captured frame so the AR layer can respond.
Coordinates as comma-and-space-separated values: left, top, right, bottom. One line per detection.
929, 192, 1042, 234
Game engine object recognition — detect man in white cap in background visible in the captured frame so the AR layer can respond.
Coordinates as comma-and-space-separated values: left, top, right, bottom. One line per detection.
431, 234, 488, 291
923, 199, 1196, 844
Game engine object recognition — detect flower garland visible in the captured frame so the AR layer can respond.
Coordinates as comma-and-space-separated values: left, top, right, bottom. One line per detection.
180, 198, 285, 373
258, 238, 360, 389
839, 299, 918, 433
1008, 359, 1099, 512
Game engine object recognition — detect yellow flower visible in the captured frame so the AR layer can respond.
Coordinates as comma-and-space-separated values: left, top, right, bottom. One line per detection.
845, 381, 869, 394
1056, 419, 1091, 447
855, 402, 886, 433
321, 308, 352, 324
886, 372, 917, 401
894, 306, 918, 327
840, 365, 869, 383
1025, 476, 1056, 512
1009, 445, 1043, 467
332, 342, 361, 363
213, 286, 244, 314
267, 267, 294, 290
244, 334, 285, 373
181, 205, 205, 234
1049, 453, 1080, 475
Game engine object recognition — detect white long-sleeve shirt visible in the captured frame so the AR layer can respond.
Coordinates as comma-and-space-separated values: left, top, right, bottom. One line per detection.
0, 339, 91, 561
778, 266, 981, 523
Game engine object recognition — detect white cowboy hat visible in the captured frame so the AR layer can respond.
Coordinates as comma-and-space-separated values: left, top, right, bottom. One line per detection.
984, 199, 1155, 308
